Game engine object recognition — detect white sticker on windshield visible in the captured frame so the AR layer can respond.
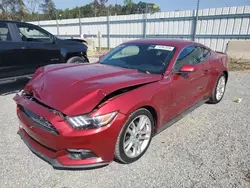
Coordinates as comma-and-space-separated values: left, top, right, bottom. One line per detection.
154, 45, 174, 51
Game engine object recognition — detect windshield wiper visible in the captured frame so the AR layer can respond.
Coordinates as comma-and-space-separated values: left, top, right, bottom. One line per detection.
103, 64, 151, 74
136, 69, 151, 74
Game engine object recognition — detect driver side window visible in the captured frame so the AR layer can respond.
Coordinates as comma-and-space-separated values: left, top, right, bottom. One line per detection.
174, 46, 203, 71
17, 24, 51, 43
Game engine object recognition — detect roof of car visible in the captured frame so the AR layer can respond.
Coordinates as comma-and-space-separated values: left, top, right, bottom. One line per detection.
0, 20, 24, 24
123, 38, 200, 48
0, 20, 36, 26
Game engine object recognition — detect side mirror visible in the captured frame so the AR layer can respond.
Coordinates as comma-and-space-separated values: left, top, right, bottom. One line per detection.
179, 64, 196, 73
51, 35, 57, 44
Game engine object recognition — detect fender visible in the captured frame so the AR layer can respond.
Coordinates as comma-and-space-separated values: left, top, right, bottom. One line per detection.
92, 81, 168, 128
64, 39, 88, 44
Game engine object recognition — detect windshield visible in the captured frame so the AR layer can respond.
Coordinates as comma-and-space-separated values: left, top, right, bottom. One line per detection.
99, 43, 176, 74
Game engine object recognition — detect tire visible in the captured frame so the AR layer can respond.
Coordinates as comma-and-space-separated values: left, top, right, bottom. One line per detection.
114, 108, 154, 164
208, 73, 227, 104
66, 56, 88, 64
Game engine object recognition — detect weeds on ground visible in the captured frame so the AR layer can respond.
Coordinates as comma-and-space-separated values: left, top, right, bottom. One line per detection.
229, 58, 250, 71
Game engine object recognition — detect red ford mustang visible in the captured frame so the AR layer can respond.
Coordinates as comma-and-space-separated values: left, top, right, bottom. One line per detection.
14, 39, 228, 169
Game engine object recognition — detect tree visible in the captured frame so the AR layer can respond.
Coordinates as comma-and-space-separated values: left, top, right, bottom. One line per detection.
40, 0, 56, 20
17, 0, 26, 20
0, 3, 5, 13
136, 2, 160, 14
0, 0, 160, 21
0, 1, 6, 19
100, 0, 108, 7
0, 0, 28, 20
25, 0, 41, 13
0, 0, 15, 19
124, 0, 133, 5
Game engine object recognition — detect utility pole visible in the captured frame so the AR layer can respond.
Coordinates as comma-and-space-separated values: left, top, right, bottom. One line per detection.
107, 5, 110, 50
55, 10, 59, 37
192, 0, 200, 41
143, 3, 148, 38
37, 12, 40, 26
79, 7, 82, 38
115, 0, 117, 15
94, 0, 97, 17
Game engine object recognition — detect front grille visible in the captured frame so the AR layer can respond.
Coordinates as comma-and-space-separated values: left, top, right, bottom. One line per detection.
23, 92, 64, 118
19, 105, 59, 135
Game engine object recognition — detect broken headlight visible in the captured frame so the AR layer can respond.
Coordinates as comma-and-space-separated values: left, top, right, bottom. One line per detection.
66, 111, 118, 130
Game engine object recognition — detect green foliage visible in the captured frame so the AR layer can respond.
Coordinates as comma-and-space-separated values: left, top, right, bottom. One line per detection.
0, 0, 27, 20
40, 0, 57, 19
0, 0, 161, 21
124, 0, 133, 5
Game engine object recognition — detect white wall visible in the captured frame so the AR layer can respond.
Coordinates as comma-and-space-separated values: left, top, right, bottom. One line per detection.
30, 6, 250, 52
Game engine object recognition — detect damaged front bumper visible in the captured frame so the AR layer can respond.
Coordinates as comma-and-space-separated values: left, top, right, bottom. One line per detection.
18, 128, 109, 170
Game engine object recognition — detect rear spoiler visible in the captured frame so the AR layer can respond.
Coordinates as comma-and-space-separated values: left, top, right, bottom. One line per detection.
216, 51, 227, 55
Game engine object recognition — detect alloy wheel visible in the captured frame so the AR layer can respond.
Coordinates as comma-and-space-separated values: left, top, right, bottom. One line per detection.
216, 76, 226, 101
123, 115, 152, 158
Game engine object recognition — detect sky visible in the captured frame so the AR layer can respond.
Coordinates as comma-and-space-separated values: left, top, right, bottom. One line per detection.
53, 0, 250, 11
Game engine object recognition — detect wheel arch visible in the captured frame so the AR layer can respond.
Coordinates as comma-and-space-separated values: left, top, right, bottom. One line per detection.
223, 70, 228, 83
136, 105, 158, 134
66, 52, 89, 62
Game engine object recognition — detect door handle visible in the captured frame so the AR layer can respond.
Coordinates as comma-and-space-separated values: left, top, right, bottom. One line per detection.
204, 70, 209, 74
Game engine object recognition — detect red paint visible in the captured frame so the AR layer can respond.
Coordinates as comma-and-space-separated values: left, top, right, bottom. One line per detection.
180, 64, 196, 72
14, 39, 228, 168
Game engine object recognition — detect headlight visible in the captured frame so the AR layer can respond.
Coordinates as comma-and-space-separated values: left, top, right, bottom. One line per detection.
66, 111, 118, 130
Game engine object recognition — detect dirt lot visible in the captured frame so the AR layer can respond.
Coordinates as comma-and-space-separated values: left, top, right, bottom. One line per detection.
0, 70, 250, 188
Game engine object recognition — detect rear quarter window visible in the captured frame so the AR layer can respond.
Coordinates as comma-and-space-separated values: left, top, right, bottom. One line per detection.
0, 23, 11, 41
202, 47, 211, 60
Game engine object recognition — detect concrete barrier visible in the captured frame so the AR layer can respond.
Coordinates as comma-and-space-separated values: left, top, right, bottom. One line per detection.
226, 40, 250, 61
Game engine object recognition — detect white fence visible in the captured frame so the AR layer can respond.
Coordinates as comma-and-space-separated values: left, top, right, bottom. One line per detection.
30, 6, 250, 52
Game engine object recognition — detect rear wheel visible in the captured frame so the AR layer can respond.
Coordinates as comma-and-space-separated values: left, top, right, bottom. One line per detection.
115, 108, 154, 164
66, 56, 88, 64
208, 73, 227, 104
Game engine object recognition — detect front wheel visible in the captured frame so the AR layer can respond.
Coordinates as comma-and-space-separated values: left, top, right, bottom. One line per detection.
114, 108, 154, 164
208, 73, 227, 104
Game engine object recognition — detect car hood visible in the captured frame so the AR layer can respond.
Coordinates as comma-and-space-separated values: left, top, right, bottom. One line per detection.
24, 63, 162, 116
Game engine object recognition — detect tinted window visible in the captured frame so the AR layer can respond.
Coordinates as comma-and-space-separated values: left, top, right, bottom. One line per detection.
202, 47, 211, 60
0, 23, 11, 41
99, 44, 176, 74
17, 24, 51, 42
174, 46, 203, 70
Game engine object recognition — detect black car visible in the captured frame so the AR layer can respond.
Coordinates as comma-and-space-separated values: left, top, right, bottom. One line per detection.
0, 20, 89, 84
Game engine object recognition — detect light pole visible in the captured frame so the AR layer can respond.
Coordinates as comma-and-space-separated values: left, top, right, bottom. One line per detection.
55, 10, 60, 37
143, 3, 158, 38
79, 7, 82, 38
115, 0, 118, 15
192, 0, 200, 41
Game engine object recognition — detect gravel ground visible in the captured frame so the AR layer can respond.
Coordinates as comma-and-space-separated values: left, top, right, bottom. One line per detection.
0, 70, 250, 188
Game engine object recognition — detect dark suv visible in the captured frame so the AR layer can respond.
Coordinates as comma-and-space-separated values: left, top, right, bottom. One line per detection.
0, 20, 89, 84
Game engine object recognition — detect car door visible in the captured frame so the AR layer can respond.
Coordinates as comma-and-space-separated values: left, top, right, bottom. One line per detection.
16, 23, 61, 71
0, 22, 29, 79
163, 45, 208, 121
189, 46, 211, 101
199, 47, 213, 96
